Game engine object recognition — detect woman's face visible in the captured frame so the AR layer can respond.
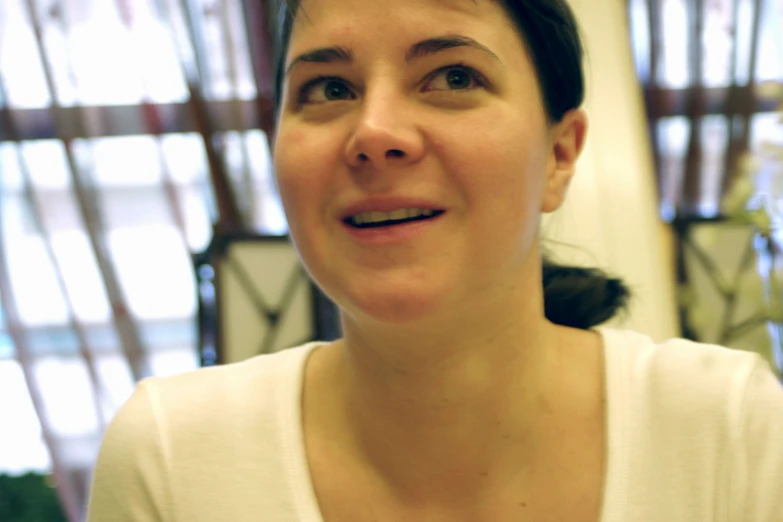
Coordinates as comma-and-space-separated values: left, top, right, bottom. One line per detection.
274, 0, 579, 325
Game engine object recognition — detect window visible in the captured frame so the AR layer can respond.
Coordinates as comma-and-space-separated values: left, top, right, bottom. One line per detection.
0, 0, 285, 517
629, 0, 783, 219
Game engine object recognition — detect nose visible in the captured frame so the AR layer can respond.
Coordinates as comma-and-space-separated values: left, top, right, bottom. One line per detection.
344, 92, 425, 169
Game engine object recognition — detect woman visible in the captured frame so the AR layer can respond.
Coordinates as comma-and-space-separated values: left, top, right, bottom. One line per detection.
88, 0, 783, 520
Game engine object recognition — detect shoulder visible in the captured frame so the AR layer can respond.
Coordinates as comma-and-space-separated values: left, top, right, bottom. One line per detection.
88, 342, 325, 520
730, 353, 783, 520
600, 327, 763, 413
599, 327, 768, 454
124, 342, 325, 441
600, 328, 783, 520
97, 340, 323, 446
144, 342, 322, 408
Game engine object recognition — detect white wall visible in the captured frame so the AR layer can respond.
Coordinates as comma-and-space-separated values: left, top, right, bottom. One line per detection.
542, 0, 680, 341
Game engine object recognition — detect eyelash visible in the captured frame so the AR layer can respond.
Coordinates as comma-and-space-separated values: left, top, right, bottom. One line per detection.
296, 63, 488, 105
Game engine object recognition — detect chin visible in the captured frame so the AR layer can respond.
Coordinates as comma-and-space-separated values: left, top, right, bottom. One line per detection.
304, 253, 458, 326
358, 299, 441, 325
334, 282, 450, 327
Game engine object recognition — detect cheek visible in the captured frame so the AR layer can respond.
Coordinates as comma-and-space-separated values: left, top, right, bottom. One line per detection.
439, 112, 549, 268
273, 148, 321, 270
273, 124, 346, 273
443, 112, 548, 210
273, 126, 330, 216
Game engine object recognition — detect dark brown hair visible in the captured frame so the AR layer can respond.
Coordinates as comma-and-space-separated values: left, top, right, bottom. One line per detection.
267, 0, 631, 329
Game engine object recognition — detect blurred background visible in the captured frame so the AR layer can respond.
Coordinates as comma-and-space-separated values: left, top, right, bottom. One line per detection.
0, 0, 781, 520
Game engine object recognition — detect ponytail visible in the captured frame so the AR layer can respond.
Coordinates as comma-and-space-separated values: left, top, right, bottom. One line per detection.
542, 259, 631, 329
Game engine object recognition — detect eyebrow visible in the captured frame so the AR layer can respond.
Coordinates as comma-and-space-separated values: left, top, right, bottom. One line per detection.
284, 34, 500, 78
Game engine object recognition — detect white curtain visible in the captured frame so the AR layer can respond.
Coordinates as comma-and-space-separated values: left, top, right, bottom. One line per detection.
542, 0, 681, 342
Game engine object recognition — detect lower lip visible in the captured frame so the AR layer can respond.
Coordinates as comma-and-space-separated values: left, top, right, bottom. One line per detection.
342, 213, 445, 244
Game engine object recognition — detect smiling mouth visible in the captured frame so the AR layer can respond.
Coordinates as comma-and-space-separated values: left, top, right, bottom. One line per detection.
344, 210, 446, 229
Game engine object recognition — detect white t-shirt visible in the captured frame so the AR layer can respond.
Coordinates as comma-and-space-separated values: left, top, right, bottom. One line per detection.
87, 328, 783, 521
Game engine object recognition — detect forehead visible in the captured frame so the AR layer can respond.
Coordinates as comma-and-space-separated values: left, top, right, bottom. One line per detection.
295, 0, 492, 18
289, 0, 521, 54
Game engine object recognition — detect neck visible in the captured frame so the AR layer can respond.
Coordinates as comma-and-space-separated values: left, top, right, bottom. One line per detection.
323, 276, 566, 507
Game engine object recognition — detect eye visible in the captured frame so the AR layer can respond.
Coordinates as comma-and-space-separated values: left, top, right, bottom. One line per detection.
299, 76, 355, 104
424, 65, 485, 92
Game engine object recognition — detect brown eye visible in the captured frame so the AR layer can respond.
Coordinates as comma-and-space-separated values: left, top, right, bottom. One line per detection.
299, 77, 354, 104
425, 65, 484, 92
445, 69, 472, 89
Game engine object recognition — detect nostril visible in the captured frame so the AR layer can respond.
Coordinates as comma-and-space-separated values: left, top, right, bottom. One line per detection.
355, 150, 405, 162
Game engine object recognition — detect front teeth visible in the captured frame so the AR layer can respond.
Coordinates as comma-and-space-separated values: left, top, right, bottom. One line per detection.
352, 208, 435, 225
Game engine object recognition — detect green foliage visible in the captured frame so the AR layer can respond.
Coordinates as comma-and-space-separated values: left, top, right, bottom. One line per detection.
720, 95, 783, 378
0, 473, 67, 522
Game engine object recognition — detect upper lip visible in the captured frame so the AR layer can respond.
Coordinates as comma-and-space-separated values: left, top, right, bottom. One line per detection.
339, 197, 446, 220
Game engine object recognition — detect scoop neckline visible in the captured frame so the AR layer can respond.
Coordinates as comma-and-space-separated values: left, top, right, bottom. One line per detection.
285, 328, 629, 522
